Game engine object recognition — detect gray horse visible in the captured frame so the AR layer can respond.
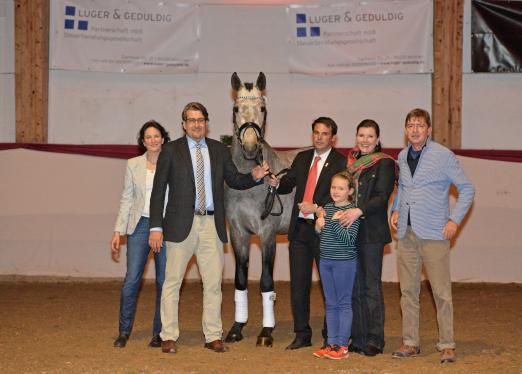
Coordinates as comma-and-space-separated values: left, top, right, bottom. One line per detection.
224, 72, 303, 347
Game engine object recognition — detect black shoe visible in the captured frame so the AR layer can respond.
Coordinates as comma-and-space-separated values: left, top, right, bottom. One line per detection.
148, 335, 162, 348
113, 333, 130, 348
362, 344, 383, 357
285, 336, 312, 350
348, 343, 364, 354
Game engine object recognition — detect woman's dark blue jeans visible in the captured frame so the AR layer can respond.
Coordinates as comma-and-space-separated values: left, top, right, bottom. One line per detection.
118, 217, 166, 336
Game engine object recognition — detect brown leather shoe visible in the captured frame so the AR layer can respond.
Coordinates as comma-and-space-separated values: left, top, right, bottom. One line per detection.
161, 340, 177, 354
204, 339, 229, 353
391, 345, 421, 358
440, 348, 456, 364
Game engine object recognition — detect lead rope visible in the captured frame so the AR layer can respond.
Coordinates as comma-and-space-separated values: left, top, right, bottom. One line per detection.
256, 147, 288, 220
261, 168, 289, 220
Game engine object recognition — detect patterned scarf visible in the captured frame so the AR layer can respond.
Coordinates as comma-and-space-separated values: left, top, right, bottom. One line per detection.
347, 147, 397, 205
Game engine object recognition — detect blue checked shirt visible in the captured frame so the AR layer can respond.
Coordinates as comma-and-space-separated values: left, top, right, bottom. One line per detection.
186, 136, 214, 211
391, 139, 475, 240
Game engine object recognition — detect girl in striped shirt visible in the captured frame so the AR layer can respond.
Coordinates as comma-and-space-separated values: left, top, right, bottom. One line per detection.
313, 171, 360, 360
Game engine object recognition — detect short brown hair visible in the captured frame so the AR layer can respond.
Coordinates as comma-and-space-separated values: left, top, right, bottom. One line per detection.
405, 108, 431, 128
182, 102, 209, 122
312, 116, 338, 136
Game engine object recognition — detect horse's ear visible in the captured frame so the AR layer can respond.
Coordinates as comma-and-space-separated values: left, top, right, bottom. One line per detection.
231, 72, 241, 91
256, 72, 266, 91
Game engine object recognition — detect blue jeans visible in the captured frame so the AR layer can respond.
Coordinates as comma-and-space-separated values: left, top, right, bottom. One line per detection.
351, 242, 386, 350
319, 258, 357, 347
119, 217, 166, 336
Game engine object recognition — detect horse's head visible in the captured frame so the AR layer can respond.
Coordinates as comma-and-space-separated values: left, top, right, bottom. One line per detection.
231, 72, 267, 161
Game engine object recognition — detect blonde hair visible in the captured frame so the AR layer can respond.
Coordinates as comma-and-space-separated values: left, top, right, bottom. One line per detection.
331, 170, 355, 202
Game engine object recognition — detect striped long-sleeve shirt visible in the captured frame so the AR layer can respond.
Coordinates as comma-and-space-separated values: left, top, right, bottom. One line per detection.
319, 202, 360, 261
391, 139, 475, 240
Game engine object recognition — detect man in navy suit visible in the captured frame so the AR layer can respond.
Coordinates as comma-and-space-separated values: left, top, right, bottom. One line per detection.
149, 102, 269, 354
269, 117, 347, 350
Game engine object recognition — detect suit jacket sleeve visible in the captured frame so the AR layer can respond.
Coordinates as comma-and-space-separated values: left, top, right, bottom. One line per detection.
114, 160, 134, 234
446, 151, 475, 224
149, 145, 171, 229
220, 144, 257, 190
277, 152, 301, 194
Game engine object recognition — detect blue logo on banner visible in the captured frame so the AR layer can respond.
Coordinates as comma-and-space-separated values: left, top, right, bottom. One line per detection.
78, 20, 88, 30
65, 5, 75, 16
64, 5, 88, 30
295, 13, 320, 38
64, 19, 75, 29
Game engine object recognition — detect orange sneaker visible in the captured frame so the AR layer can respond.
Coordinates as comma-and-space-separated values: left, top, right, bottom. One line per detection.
313, 345, 333, 358
325, 345, 349, 360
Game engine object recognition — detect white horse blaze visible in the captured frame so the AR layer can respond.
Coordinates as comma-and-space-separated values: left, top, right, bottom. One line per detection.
242, 128, 258, 150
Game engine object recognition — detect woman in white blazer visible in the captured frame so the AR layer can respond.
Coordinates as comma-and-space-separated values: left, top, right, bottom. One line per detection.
111, 120, 170, 348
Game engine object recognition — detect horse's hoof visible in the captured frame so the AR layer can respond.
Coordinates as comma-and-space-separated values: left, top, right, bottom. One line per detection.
256, 327, 274, 347
225, 332, 243, 343
256, 336, 273, 347
225, 322, 245, 343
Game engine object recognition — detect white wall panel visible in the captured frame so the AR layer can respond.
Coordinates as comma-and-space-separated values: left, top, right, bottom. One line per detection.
462, 74, 522, 150
0, 0, 14, 142
48, 72, 431, 148
0, 0, 13, 73
1, 150, 520, 282
0, 74, 14, 142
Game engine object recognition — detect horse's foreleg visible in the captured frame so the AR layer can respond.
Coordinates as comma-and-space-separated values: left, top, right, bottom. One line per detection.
225, 228, 250, 343
256, 236, 277, 347
233, 231, 250, 323
260, 238, 276, 326
260, 239, 276, 293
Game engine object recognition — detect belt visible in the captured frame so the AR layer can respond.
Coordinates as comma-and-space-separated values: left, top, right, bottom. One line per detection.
195, 210, 214, 216
297, 217, 315, 225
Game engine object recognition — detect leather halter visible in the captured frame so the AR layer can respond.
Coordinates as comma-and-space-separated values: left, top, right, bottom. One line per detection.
233, 99, 267, 164
232, 95, 287, 219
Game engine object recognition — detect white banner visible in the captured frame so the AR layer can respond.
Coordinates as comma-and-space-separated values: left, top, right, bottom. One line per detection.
0, 0, 14, 74
287, 1, 433, 75
51, 0, 199, 73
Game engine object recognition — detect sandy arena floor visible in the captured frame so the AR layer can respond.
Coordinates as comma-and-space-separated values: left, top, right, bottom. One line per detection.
0, 278, 520, 374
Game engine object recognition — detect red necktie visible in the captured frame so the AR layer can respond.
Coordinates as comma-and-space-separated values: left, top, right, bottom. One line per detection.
303, 156, 321, 203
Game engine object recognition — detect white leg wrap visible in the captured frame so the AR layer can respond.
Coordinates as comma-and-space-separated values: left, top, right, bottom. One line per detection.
262, 291, 276, 328
234, 289, 248, 323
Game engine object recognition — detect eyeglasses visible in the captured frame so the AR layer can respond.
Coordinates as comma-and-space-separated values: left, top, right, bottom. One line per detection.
185, 118, 207, 125
406, 123, 428, 130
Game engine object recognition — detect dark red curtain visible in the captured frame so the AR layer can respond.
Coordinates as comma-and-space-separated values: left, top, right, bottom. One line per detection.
1, 143, 521, 163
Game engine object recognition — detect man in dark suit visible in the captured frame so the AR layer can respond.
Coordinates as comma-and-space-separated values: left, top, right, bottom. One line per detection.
149, 102, 268, 354
269, 117, 347, 350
